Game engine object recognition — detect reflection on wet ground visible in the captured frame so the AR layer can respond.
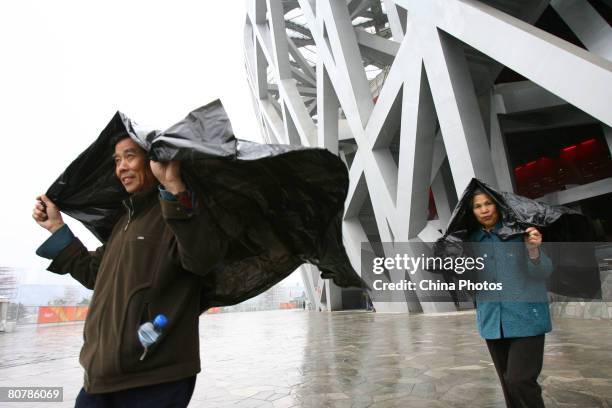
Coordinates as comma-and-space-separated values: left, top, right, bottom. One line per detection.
0, 310, 610, 407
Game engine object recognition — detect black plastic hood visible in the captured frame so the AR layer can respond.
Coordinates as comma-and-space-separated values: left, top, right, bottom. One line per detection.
437, 178, 601, 299
46, 100, 365, 310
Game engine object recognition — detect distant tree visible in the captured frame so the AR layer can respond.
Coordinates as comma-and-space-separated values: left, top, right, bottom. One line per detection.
77, 297, 91, 305
16, 302, 38, 323
63, 286, 80, 305
16, 303, 27, 320
48, 298, 68, 306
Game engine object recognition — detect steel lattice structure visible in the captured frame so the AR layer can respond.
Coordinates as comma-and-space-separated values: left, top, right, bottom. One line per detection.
244, 0, 612, 313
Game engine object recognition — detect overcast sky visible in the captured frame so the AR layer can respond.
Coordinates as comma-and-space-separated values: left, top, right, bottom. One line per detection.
0, 1, 270, 286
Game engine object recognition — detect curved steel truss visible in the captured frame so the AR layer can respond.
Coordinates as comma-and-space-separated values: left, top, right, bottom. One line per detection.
244, 0, 612, 313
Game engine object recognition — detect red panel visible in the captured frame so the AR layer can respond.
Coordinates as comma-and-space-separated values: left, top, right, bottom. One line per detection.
37, 306, 89, 323
514, 137, 611, 198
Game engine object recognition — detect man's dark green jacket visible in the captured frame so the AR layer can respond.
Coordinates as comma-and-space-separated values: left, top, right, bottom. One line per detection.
37, 187, 226, 393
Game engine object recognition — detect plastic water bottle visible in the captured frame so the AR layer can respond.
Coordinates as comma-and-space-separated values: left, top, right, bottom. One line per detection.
138, 314, 168, 361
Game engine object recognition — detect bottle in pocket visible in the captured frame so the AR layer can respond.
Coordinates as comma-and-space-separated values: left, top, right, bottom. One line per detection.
138, 314, 168, 361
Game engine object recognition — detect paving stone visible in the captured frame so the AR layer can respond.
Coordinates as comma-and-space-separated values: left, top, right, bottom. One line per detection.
0, 310, 610, 407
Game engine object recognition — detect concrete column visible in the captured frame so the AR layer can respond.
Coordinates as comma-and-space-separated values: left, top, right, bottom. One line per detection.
603, 126, 612, 156
317, 61, 340, 153
489, 90, 514, 192
431, 160, 456, 229
551, 0, 612, 61
325, 280, 344, 311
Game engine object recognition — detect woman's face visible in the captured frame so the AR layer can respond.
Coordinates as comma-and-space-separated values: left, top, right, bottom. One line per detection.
472, 193, 499, 230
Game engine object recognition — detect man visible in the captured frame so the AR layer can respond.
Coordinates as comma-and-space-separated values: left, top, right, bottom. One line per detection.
32, 136, 226, 407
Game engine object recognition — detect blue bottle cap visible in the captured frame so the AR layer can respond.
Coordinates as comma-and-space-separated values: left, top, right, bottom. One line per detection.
153, 314, 168, 329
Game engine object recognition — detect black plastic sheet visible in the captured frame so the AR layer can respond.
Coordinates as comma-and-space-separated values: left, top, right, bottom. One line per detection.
435, 178, 601, 299
46, 100, 365, 311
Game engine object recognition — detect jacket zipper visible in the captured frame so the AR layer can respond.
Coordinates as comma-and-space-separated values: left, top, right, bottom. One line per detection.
87, 200, 132, 380
124, 197, 134, 231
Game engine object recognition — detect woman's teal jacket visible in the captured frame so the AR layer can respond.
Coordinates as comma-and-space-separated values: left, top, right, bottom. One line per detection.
470, 222, 553, 339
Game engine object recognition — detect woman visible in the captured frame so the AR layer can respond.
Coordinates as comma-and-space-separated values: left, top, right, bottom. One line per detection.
469, 188, 553, 408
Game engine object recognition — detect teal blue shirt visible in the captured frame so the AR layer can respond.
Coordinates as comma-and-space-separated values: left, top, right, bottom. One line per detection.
470, 222, 553, 339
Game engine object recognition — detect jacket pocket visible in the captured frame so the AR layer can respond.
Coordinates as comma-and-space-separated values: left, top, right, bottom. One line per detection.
115, 236, 161, 373
118, 287, 154, 373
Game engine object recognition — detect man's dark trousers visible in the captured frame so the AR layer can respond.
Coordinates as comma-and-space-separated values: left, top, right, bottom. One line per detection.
486, 335, 545, 408
75, 376, 196, 408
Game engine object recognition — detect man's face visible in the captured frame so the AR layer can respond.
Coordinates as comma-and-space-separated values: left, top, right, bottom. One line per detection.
114, 138, 155, 194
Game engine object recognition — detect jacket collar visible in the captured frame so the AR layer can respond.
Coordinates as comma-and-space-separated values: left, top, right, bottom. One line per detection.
122, 186, 159, 215
472, 220, 503, 241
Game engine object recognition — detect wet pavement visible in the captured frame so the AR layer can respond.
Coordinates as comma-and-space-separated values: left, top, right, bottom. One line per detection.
0, 310, 611, 407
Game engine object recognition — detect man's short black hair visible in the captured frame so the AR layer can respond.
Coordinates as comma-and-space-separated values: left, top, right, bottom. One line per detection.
110, 133, 132, 149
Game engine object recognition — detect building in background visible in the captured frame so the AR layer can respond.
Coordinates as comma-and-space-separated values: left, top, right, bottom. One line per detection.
213, 282, 307, 313
0, 267, 17, 301
0, 267, 18, 331
244, 0, 612, 314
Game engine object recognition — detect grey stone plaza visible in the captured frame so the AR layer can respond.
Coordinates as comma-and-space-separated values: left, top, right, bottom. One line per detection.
0, 310, 610, 407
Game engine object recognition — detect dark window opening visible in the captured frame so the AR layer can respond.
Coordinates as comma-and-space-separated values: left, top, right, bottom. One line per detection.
580, 193, 612, 241
505, 124, 612, 198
